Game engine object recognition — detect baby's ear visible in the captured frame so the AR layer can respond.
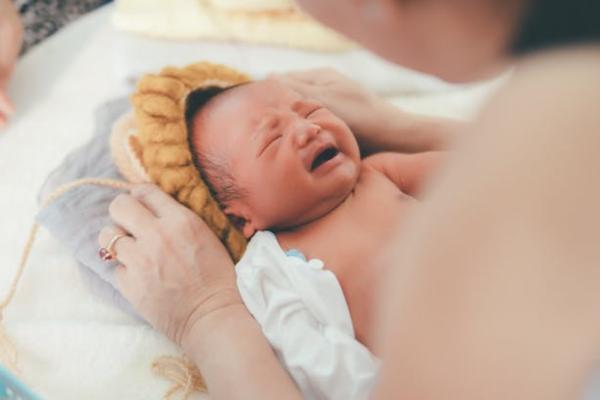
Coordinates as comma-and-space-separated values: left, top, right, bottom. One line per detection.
224, 207, 256, 238
241, 222, 257, 239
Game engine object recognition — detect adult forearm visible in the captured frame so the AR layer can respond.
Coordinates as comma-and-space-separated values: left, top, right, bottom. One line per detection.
182, 304, 302, 400
359, 100, 465, 155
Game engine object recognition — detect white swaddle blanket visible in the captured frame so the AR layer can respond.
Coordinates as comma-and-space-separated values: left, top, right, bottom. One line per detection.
236, 231, 380, 400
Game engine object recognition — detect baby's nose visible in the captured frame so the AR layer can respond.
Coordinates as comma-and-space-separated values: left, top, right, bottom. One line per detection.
293, 122, 320, 148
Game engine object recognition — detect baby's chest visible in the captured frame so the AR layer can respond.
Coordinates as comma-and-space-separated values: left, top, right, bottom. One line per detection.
325, 172, 417, 271
350, 169, 416, 229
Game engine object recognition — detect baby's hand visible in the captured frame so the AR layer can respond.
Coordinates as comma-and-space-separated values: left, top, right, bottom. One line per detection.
0, 0, 22, 128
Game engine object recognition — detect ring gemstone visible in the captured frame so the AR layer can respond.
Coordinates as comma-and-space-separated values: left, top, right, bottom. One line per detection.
98, 247, 113, 261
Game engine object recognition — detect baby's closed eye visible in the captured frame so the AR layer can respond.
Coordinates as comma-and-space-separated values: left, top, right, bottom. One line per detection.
291, 100, 322, 119
258, 131, 283, 156
306, 106, 322, 119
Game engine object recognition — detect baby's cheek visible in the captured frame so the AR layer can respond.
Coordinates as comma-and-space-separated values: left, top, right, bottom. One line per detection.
247, 161, 313, 226
268, 189, 316, 229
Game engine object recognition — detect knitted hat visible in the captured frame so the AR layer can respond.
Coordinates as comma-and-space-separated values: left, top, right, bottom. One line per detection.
110, 62, 252, 262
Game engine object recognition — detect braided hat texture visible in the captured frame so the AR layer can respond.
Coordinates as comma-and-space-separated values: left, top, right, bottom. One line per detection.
118, 62, 252, 262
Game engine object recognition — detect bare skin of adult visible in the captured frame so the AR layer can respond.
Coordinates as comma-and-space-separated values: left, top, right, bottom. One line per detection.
0, 0, 22, 127
99, 0, 600, 399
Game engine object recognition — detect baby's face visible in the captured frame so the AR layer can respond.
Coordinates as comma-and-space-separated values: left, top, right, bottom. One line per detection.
191, 80, 360, 236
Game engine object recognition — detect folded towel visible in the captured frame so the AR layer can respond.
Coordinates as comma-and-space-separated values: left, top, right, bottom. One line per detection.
237, 231, 380, 399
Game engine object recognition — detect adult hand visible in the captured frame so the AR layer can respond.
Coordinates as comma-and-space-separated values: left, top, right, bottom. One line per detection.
98, 184, 242, 346
0, 0, 22, 128
270, 68, 460, 154
269, 68, 384, 142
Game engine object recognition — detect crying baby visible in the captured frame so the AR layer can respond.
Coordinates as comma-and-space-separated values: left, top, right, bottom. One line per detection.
184, 78, 445, 351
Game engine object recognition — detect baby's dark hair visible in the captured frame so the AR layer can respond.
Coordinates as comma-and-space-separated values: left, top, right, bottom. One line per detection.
185, 86, 247, 208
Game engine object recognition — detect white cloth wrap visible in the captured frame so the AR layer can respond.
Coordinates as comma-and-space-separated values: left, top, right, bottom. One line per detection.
236, 231, 380, 400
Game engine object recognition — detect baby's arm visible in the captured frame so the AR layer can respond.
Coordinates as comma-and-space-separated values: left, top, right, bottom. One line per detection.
364, 152, 446, 198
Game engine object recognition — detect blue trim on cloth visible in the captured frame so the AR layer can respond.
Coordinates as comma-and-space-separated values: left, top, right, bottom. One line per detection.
285, 248, 307, 262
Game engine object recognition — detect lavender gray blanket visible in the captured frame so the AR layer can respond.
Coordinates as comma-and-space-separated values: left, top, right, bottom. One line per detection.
36, 97, 139, 318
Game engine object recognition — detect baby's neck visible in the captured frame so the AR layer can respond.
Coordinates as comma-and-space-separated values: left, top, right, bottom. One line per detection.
275, 191, 355, 256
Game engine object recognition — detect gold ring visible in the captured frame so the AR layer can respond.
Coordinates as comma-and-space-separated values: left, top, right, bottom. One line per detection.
99, 233, 128, 261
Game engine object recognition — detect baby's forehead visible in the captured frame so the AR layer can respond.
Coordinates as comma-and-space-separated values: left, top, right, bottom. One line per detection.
194, 80, 300, 141
202, 79, 301, 125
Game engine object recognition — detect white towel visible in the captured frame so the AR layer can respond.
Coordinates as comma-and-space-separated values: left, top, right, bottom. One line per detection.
236, 231, 380, 400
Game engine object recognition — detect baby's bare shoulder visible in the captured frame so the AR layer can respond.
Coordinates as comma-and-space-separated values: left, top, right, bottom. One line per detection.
355, 158, 400, 192
358, 157, 391, 180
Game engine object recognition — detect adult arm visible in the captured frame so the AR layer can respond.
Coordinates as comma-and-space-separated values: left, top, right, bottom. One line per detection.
271, 68, 465, 154
99, 185, 301, 400
353, 99, 463, 154
182, 304, 302, 400
372, 48, 600, 400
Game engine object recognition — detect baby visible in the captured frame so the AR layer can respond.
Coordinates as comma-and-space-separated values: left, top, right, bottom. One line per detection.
186, 79, 444, 351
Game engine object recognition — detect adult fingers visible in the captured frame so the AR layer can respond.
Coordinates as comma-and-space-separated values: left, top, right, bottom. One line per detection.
279, 67, 339, 83
269, 72, 317, 89
130, 184, 189, 219
98, 225, 137, 265
269, 75, 318, 100
98, 225, 131, 248
109, 192, 157, 237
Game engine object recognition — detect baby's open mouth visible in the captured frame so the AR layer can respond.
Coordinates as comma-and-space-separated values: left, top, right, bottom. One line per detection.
311, 146, 339, 172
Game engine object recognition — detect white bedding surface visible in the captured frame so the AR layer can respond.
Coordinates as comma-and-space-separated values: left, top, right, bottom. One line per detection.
0, 4, 497, 399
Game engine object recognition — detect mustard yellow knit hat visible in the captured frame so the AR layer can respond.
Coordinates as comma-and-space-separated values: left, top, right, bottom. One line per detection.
111, 62, 252, 262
